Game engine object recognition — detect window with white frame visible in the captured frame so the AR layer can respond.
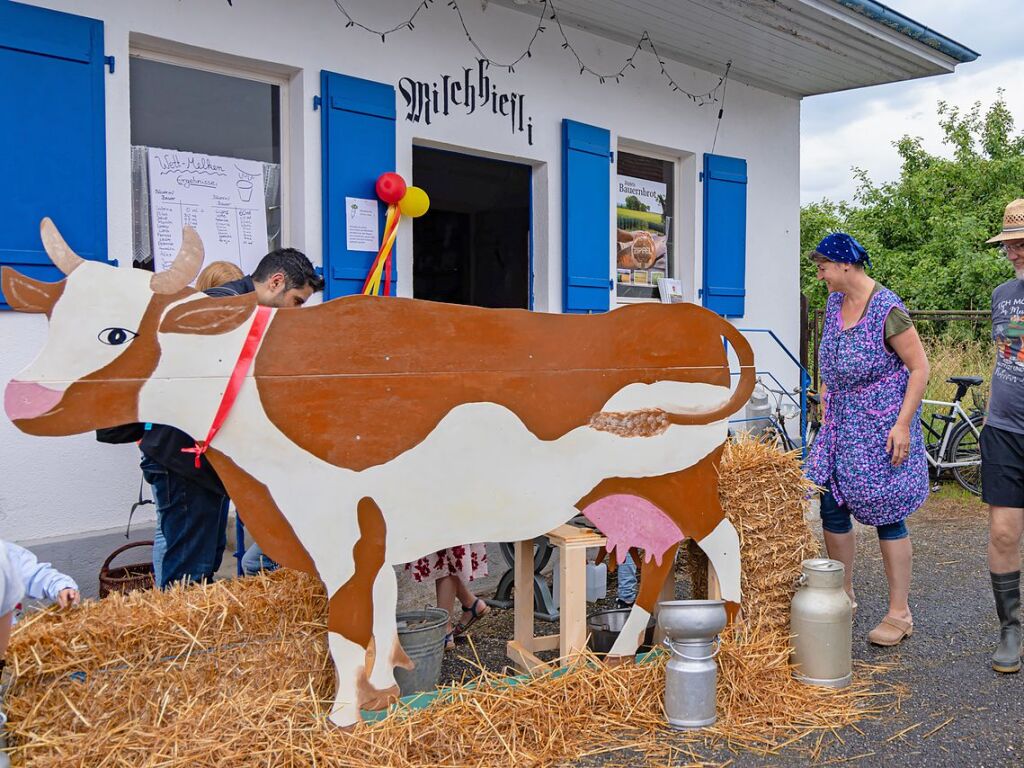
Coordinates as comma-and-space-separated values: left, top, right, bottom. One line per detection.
615, 151, 674, 301
128, 56, 283, 273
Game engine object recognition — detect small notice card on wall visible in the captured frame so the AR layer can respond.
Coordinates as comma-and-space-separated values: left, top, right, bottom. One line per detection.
345, 197, 380, 251
147, 148, 269, 277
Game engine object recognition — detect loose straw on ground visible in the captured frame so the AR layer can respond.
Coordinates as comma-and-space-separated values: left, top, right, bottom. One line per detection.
5, 439, 900, 767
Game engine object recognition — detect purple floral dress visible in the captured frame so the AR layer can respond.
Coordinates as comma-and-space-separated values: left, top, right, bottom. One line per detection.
806, 288, 928, 526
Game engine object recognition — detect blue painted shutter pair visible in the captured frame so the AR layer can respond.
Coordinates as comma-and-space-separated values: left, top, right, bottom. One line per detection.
702, 154, 747, 318
562, 120, 611, 314
0, 2, 109, 310
320, 71, 396, 300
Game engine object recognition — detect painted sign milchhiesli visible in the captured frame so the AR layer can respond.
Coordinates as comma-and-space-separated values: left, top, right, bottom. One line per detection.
398, 60, 534, 145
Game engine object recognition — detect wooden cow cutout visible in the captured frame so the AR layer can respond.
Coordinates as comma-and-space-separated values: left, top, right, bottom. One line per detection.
3, 220, 754, 727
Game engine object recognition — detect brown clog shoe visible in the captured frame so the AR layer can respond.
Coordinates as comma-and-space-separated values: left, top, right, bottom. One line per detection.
867, 616, 913, 646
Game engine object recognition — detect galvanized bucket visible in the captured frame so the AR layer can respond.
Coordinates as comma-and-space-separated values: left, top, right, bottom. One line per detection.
587, 607, 656, 655
393, 608, 449, 697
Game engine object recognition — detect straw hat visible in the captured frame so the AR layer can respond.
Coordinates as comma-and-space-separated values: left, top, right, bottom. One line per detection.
986, 199, 1024, 244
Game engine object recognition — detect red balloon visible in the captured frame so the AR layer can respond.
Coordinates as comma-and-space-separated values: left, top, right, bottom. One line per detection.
375, 172, 407, 204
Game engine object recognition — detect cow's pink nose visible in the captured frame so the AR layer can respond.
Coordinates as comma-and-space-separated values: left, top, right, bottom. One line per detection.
4, 380, 64, 421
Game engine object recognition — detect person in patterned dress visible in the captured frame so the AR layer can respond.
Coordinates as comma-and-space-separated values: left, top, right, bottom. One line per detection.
405, 544, 489, 650
805, 233, 930, 647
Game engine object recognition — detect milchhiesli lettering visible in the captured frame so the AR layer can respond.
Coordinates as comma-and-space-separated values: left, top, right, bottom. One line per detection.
398, 60, 534, 145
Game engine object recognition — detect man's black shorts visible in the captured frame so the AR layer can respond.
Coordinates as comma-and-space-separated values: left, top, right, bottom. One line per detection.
981, 424, 1024, 508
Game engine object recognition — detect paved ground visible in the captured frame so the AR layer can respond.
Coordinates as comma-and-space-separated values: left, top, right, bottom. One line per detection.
433, 492, 1024, 766
678, 491, 1024, 768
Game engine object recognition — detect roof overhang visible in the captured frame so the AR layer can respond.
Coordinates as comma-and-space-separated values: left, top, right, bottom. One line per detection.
493, 0, 979, 98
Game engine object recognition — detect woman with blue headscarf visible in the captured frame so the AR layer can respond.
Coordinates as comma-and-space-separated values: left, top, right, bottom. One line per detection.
806, 233, 930, 647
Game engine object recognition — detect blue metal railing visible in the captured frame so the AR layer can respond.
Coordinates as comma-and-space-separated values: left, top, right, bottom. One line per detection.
731, 328, 813, 459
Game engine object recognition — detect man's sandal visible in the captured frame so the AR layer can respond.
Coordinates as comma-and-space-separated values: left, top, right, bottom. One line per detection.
452, 598, 490, 637
443, 630, 456, 651
867, 616, 912, 646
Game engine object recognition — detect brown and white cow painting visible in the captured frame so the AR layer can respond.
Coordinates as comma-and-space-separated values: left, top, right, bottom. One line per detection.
3, 220, 755, 728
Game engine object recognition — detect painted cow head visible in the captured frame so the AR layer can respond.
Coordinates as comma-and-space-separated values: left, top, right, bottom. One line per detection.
2, 219, 204, 436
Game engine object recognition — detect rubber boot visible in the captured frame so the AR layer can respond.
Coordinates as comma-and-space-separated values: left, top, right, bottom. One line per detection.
991, 571, 1022, 673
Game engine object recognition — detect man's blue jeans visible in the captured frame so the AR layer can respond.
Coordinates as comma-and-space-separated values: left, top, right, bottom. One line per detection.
241, 543, 279, 576
617, 555, 638, 604
141, 456, 229, 588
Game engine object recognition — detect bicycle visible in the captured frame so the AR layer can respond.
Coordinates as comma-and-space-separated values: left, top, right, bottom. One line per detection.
749, 380, 818, 454
921, 376, 985, 496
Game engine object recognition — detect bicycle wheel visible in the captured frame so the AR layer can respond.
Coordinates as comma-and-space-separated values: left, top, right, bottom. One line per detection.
946, 415, 984, 496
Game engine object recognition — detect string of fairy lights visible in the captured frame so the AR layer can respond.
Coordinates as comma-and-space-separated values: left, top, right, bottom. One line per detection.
324, 0, 732, 109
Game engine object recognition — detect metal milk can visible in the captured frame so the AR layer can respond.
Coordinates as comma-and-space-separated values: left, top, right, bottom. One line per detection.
790, 558, 852, 688
657, 599, 727, 729
744, 382, 772, 436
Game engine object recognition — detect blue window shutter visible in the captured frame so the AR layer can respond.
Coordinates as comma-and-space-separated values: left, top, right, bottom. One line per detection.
0, 2, 108, 310
320, 71, 396, 300
702, 154, 747, 318
562, 119, 611, 314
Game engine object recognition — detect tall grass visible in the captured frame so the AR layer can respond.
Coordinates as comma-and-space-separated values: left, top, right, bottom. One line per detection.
923, 338, 991, 406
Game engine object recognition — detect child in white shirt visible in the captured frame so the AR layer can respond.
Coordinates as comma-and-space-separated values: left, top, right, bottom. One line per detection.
5, 543, 79, 610
0, 539, 25, 757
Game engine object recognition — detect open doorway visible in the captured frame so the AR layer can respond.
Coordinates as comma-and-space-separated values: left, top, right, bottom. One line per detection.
412, 147, 531, 309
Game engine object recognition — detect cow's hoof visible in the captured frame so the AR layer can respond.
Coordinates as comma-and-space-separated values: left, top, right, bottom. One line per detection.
725, 601, 743, 623
359, 684, 401, 712
603, 654, 635, 668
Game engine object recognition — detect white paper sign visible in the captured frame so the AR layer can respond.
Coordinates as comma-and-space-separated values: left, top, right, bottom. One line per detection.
658, 277, 685, 304
147, 148, 269, 277
345, 197, 380, 252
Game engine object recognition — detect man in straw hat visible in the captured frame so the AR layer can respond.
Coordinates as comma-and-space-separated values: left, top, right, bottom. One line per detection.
982, 199, 1024, 673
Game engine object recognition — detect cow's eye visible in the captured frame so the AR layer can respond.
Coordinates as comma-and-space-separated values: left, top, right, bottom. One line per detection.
98, 327, 138, 346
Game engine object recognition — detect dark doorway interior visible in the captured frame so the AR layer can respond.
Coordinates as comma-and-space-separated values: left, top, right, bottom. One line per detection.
412, 147, 530, 309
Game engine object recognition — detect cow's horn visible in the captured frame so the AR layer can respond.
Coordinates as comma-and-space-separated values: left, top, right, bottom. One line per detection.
150, 227, 205, 294
40, 218, 84, 276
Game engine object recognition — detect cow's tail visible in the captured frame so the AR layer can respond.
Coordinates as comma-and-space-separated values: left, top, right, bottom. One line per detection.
589, 318, 755, 436
663, 317, 755, 427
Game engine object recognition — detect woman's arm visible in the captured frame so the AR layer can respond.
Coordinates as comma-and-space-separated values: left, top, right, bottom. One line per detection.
887, 326, 930, 466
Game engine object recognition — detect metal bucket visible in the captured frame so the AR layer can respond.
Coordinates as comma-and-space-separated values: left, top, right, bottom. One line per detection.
587, 608, 656, 655
393, 608, 449, 697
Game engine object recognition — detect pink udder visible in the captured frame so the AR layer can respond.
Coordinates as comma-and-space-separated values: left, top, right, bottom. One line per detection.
3, 380, 63, 421
581, 494, 684, 567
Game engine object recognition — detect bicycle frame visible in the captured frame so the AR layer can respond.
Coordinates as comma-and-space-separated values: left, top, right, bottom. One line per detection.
921, 398, 982, 470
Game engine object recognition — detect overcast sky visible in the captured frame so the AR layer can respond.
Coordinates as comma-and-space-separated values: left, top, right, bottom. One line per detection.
800, 1, 1021, 205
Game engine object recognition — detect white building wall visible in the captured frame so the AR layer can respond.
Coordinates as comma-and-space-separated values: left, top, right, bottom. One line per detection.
1, 0, 800, 542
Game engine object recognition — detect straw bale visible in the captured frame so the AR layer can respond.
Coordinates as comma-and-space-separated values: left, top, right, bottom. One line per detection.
686, 439, 819, 632
5, 439, 895, 768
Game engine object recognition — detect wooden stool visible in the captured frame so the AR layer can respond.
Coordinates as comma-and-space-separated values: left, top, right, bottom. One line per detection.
506, 523, 606, 673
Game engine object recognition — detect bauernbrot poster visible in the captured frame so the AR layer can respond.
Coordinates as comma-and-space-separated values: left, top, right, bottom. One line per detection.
616, 175, 669, 292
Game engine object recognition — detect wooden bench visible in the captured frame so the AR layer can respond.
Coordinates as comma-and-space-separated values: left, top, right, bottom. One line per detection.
506, 523, 607, 672
506, 528, 723, 672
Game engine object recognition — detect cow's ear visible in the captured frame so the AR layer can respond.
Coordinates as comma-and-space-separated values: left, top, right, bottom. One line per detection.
160, 294, 257, 336
2, 268, 65, 316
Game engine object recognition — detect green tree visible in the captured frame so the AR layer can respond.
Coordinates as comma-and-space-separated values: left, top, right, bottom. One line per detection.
623, 195, 650, 213
801, 93, 1024, 313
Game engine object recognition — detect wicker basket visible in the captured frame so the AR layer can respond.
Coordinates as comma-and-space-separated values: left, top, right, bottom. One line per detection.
99, 541, 155, 598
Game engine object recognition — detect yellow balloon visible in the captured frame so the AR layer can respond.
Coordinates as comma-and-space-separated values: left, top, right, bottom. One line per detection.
399, 186, 430, 218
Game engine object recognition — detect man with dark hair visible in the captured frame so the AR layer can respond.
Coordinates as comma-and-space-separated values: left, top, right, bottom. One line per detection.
98, 247, 322, 588
210, 247, 325, 306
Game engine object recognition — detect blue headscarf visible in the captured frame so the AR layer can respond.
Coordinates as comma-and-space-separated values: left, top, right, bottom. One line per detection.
813, 233, 872, 268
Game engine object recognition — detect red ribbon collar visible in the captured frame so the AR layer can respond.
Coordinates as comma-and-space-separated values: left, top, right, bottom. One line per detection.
182, 305, 273, 469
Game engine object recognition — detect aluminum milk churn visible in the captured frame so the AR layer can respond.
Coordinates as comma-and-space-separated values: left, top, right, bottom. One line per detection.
657, 599, 727, 729
744, 382, 772, 436
790, 558, 851, 688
